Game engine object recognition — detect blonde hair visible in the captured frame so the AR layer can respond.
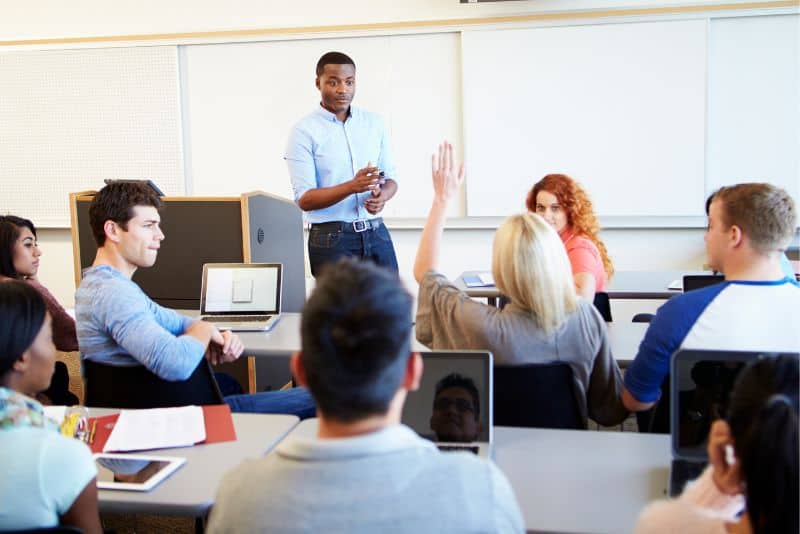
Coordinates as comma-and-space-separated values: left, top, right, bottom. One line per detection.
492, 213, 578, 334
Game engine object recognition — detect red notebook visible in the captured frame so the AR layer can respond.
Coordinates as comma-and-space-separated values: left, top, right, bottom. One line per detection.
88, 404, 237, 454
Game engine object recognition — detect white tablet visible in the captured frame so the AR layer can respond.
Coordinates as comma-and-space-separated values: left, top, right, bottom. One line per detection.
94, 453, 186, 492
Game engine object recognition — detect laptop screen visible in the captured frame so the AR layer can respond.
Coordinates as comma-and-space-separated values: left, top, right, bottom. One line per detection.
401, 352, 492, 443
201, 264, 281, 315
682, 274, 725, 293
670, 349, 773, 460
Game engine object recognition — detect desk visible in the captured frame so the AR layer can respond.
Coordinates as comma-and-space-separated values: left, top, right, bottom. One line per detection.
457, 270, 696, 301
284, 420, 670, 534
494, 426, 670, 533
238, 313, 648, 366
93, 409, 298, 516
236, 313, 430, 358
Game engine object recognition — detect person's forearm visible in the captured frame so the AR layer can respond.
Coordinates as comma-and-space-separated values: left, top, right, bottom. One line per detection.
414, 199, 449, 282
298, 182, 356, 211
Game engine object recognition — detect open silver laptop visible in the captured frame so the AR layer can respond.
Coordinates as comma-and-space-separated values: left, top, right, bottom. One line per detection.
401, 351, 493, 459
199, 263, 282, 332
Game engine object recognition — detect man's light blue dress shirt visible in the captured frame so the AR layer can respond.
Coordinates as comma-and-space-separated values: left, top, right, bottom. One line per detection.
284, 105, 397, 224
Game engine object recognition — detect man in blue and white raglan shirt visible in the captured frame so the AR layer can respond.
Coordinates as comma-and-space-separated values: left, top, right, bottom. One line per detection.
622, 183, 800, 415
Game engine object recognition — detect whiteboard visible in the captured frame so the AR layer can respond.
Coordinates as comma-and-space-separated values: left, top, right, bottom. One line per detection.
0, 46, 185, 226
183, 32, 462, 218
462, 20, 708, 217
706, 14, 799, 205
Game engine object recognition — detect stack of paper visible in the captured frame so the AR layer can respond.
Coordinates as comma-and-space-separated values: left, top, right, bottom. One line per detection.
103, 406, 206, 452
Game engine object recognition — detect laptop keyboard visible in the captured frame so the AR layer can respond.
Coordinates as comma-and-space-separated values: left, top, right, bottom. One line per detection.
201, 315, 272, 322
437, 445, 480, 455
669, 459, 707, 497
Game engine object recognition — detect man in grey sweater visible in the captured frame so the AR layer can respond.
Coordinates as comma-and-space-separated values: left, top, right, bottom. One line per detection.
207, 258, 524, 534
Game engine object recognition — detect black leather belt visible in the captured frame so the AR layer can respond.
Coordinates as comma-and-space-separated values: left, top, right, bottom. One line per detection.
311, 218, 383, 233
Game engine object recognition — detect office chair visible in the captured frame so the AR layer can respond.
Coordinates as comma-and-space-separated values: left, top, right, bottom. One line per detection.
632, 313, 655, 323
592, 292, 612, 322
84, 358, 224, 409
494, 362, 584, 429
635, 377, 670, 434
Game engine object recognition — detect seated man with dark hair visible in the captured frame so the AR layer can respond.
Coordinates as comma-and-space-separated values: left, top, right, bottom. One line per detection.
75, 181, 314, 417
430, 372, 483, 443
207, 258, 524, 534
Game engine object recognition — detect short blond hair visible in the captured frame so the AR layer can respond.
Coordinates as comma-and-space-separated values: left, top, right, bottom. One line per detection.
492, 213, 578, 334
712, 183, 797, 254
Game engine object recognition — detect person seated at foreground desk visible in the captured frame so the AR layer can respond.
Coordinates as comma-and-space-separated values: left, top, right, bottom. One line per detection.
622, 183, 800, 417
526, 174, 613, 301
414, 142, 627, 427
0, 215, 79, 405
635, 355, 798, 534
0, 282, 101, 533
207, 258, 524, 534
75, 182, 315, 417
430, 373, 482, 443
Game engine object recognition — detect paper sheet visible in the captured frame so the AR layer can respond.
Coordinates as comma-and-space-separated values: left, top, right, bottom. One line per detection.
103, 406, 206, 452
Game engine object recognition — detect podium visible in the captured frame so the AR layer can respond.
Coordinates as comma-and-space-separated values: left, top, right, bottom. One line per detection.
70, 191, 306, 392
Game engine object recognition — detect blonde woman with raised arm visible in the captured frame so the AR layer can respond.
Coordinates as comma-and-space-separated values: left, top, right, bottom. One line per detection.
413, 142, 627, 427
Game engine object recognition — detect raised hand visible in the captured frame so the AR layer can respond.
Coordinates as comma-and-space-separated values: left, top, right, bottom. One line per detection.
431, 141, 464, 204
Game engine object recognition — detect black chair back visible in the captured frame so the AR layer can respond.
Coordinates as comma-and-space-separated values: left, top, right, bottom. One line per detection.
83, 358, 224, 409
592, 291, 612, 322
494, 362, 584, 429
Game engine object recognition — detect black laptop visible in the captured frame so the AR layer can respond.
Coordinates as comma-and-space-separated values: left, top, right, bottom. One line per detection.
668, 348, 798, 496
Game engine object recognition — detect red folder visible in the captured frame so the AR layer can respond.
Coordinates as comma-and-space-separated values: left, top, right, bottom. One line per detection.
88, 404, 237, 453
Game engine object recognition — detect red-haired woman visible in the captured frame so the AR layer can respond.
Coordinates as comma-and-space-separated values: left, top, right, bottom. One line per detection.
527, 174, 613, 301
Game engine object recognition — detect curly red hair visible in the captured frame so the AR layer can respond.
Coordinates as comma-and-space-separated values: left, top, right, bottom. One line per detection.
526, 174, 614, 278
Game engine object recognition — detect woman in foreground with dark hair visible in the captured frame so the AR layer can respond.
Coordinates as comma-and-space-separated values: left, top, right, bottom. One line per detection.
635, 354, 799, 534
0, 281, 101, 532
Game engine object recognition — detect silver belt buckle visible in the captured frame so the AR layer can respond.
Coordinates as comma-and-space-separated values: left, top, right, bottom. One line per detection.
352, 220, 368, 233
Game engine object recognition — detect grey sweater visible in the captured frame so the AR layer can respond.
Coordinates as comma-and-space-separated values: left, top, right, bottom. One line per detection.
416, 271, 627, 426
207, 424, 524, 534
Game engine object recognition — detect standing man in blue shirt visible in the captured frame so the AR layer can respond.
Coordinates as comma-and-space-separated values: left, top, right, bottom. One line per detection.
285, 51, 399, 276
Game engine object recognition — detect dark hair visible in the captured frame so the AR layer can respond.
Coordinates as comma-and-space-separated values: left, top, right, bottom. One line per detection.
300, 258, 412, 422
89, 182, 162, 246
728, 355, 798, 534
0, 215, 37, 278
707, 183, 796, 254
316, 51, 355, 77
434, 372, 480, 420
0, 281, 47, 377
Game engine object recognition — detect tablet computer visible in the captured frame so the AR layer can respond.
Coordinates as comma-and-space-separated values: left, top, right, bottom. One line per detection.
94, 453, 186, 491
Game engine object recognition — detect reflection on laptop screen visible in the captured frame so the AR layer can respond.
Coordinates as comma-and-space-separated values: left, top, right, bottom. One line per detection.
401, 352, 492, 444
204, 265, 279, 313
674, 358, 747, 453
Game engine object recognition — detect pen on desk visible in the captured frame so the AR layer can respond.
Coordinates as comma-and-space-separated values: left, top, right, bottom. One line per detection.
89, 420, 97, 445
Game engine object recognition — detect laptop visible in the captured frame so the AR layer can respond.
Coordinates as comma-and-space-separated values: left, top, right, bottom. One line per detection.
199, 263, 282, 332
401, 351, 493, 459
682, 274, 725, 293
667, 349, 793, 496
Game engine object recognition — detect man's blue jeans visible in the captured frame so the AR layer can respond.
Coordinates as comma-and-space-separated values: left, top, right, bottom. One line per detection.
308, 220, 398, 277
224, 387, 316, 420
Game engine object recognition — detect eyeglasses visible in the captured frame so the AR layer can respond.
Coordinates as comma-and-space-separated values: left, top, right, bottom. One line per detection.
433, 397, 475, 414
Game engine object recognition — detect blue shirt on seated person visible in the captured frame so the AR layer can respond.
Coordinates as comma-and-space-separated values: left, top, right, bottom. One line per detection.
75, 181, 315, 418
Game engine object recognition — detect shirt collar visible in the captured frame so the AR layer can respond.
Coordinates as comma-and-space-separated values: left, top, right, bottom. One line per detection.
276, 424, 433, 461
313, 103, 357, 123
